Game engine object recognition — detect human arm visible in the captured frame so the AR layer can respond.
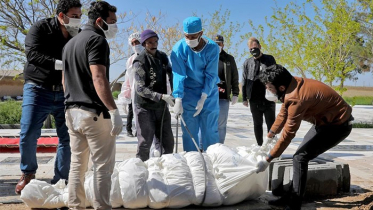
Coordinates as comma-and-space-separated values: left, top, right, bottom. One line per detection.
202, 44, 220, 96
170, 46, 186, 99
24, 21, 60, 72
133, 62, 162, 102
268, 100, 307, 158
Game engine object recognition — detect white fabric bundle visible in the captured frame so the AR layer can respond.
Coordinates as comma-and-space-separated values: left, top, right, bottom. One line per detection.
183, 152, 223, 206
20, 179, 65, 208
146, 153, 195, 209
117, 158, 148, 209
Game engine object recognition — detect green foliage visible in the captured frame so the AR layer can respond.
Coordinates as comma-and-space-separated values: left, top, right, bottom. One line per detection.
352, 122, 373, 128
343, 96, 373, 106
0, 100, 22, 124
247, 0, 362, 95
112, 91, 120, 99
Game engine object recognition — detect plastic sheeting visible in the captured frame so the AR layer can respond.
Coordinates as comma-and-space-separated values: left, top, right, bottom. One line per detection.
21, 143, 273, 209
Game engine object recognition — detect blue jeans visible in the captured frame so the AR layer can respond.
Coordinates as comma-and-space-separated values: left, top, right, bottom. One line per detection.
218, 99, 230, 144
19, 83, 70, 184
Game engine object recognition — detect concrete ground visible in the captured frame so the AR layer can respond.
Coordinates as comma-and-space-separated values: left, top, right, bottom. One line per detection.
0, 102, 373, 209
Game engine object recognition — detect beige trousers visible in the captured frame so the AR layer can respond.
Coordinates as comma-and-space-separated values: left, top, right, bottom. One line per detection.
65, 108, 116, 210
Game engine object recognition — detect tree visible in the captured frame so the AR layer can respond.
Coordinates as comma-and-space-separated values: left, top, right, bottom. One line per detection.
247, 0, 361, 94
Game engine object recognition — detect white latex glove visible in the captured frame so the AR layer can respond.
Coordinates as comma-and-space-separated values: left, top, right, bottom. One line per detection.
122, 104, 128, 115
109, 109, 123, 136
243, 101, 249, 107
162, 94, 175, 106
193, 93, 208, 117
231, 96, 238, 105
174, 98, 183, 117
256, 159, 270, 173
55, 60, 63, 70
263, 136, 277, 146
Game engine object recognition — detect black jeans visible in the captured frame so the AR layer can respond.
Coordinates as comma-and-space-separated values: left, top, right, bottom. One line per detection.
126, 103, 134, 133
291, 117, 353, 208
249, 100, 276, 145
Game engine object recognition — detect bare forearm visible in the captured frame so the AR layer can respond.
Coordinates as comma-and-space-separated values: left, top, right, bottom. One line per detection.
93, 77, 117, 110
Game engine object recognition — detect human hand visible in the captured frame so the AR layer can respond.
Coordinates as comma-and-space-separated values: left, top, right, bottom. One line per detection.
162, 94, 175, 106
109, 109, 123, 136
231, 96, 238, 105
256, 159, 270, 173
173, 98, 183, 117
243, 101, 248, 107
194, 93, 207, 117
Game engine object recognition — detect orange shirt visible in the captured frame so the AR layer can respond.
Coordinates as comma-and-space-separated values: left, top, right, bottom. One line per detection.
269, 77, 352, 158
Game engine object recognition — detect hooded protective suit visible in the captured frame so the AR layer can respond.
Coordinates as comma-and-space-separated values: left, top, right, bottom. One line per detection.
171, 34, 220, 151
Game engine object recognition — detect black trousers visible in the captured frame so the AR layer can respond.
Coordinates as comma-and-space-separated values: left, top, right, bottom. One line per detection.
134, 104, 174, 161
291, 117, 353, 208
126, 103, 134, 133
249, 100, 276, 145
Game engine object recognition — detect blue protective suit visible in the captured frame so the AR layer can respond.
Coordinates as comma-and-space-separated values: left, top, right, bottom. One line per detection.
171, 36, 220, 151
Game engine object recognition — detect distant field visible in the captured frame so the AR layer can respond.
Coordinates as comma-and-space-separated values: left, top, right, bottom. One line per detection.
342, 86, 373, 97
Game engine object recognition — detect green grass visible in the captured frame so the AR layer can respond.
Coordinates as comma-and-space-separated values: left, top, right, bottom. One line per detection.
352, 122, 373, 128
343, 96, 373, 106
0, 100, 22, 124
112, 91, 120, 99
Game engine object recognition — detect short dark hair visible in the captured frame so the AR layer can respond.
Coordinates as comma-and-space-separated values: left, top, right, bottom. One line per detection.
88, 1, 117, 24
259, 64, 293, 88
56, 0, 82, 15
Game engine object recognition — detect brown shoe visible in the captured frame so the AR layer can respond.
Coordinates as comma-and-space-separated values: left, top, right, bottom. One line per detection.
15, 173, 35, 194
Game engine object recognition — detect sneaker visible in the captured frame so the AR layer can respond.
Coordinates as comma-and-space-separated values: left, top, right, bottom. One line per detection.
127, 132, 134, 137
15, 173, 35, 194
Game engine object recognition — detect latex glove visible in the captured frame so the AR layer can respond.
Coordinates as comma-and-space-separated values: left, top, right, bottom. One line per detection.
122, 104, 128, 115
256, 159, 270, 173
243, 101, 249, 107
174, 98, 183, 117
231, 96, 238, 105
109, 109, 123, 136
162, 94, 175, 106
55, 60, 63, 70
193, 93, 208, 117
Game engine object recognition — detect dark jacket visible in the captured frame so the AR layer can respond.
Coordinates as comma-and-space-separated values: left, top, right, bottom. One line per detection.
24, 17, 71, 86
133, 50, 173, 110
219, 50, 239, 99
269, 77, 352, 158
242, 54, 276, 101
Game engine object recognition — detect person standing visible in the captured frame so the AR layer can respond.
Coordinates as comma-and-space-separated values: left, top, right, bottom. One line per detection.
62, 1, 121, 209
118, 32, 143, 137
171, 17, 220, 152
15, 0, 82, 195
242, 37, 276, 146
133, 29, 175, 161
256, 64, 354, 210
212, 34, 239, 143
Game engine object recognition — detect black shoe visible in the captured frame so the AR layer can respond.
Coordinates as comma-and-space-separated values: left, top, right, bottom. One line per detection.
127, 132, 134, 137
268, 195, 290, 206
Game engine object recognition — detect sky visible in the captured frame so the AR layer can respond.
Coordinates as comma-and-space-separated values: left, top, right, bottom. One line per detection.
104, 0, 373, 87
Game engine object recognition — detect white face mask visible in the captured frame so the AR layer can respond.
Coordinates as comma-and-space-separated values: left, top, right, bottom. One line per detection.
186, 35, 200, 48
98, 19, 118, 39
132, 44, 144, 54
265, 89, 278, 102
219, 46, 222, 53
63, 15, 81, 37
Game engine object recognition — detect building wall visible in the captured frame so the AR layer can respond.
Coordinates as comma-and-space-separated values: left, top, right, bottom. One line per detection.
0, 77, 23, 97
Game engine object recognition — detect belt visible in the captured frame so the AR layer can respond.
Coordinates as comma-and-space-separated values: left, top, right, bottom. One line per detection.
25, 81, 63, 92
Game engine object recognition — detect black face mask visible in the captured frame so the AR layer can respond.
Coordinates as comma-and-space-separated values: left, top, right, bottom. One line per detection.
250, 47, 261, 57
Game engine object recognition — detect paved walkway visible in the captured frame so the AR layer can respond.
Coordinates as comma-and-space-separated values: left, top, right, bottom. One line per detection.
1, 103, 373, 209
